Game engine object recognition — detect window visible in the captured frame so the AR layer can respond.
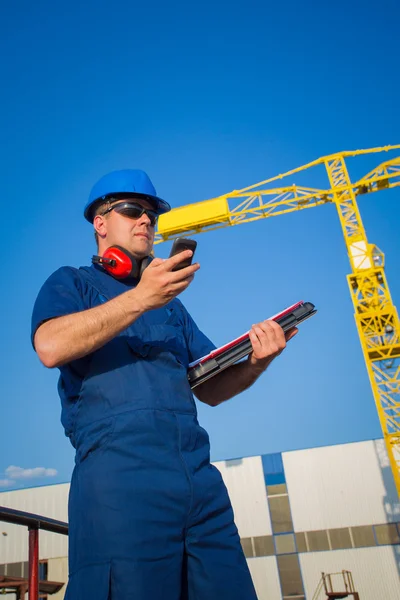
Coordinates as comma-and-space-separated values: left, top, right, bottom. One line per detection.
22, 561, 29, 578
375, 524, 400, 545
241, 522, 400, 560
275, 533, 296, 555
329, 528, 352, 550
7, 562, 23, 577
39, 561, 48, 581
0, 564, 5, 576
253, 535, 275, 557
295, 532, 308, 553
351, 525, 376, 548
306, 530, 330, 551
240, 538, 253, 558
268, 496, 294, 533
277, 555, 305, 597
267, 483, 288, 496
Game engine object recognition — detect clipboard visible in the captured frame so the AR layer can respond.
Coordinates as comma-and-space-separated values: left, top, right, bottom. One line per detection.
187, 301, 316, 389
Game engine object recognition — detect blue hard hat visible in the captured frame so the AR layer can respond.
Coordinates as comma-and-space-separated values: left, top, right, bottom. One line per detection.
84, 169, 171, 222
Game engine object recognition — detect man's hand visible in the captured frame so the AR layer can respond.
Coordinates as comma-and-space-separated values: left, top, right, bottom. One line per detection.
135, 250, 200, 311
248, 320, 298, 372
194, 320, 299, 408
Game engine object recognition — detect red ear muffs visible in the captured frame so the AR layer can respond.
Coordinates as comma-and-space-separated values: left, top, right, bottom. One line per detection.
92, 245, 152, 280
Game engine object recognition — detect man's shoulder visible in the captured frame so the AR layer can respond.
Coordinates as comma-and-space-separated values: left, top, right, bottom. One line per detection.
40, 264, 91, 291
49, 264, 80, 277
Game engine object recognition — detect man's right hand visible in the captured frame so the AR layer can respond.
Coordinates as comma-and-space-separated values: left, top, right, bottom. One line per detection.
135, 250, 200, 310
34, 251, 199, 369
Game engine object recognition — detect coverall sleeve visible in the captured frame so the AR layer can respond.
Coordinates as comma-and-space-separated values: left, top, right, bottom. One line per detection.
177, 301, 216, 363
31, 266, 85, 348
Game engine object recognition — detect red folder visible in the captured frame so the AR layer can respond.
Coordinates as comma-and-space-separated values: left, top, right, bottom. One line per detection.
188, 301, 316, 388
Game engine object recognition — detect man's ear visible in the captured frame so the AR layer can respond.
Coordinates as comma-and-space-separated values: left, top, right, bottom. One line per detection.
94, 214, 107, 240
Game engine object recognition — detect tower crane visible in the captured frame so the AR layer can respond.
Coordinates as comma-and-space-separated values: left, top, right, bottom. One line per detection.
154, 145, 400, 497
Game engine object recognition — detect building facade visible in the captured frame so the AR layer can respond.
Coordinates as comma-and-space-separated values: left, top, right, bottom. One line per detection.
1, 438, 399, 599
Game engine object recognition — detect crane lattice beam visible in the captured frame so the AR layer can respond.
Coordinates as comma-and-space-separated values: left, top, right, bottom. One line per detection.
155, 151, 400, 244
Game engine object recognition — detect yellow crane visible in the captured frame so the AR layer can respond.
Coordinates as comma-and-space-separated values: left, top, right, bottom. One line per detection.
154, 145, 400, 497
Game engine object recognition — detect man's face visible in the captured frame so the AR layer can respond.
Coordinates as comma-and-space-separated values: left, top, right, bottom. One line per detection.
95, 198, 157, 258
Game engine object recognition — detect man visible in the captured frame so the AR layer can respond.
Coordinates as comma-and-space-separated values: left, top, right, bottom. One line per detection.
32, 169, 297, 600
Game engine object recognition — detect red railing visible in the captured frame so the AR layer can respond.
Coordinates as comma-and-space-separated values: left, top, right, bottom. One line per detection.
0, 506, 68, 599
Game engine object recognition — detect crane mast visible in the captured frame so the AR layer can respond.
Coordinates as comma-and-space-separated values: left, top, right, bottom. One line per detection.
325, 155, 400, 495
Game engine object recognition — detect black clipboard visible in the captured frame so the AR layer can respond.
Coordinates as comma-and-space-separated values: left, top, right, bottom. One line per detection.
188, 301, 316, 389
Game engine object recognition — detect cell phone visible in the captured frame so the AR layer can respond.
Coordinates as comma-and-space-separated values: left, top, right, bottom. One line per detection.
169, 237, 197, 271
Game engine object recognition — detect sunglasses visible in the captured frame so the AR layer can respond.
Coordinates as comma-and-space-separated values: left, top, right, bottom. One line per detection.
102, 201, 158, 226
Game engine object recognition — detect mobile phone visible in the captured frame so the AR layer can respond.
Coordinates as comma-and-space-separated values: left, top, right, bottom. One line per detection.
169, 237, 197, 271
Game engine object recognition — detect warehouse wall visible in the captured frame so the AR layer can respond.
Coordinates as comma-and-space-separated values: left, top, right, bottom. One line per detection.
283, 439, 399, 531
247, 557, 281, 598
0, 555, 68, 600
215, 456, 272, 536
216, 439, 400, 600
48, 556, 68, 599
0, 483, 69, 563
1, 439, 400, 600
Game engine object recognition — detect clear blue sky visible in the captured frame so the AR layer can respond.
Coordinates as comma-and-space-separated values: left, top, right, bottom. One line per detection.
1, 0, 399, 491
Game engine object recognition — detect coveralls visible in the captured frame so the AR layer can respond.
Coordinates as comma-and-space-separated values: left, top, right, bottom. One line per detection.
31, 264, 257, 600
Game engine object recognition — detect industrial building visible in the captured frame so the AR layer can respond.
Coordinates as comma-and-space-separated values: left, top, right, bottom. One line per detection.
1, 437, 399, 599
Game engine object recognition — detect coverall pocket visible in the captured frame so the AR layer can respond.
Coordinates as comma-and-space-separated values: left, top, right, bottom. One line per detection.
73, 416, 116, 465
126, 321, 190, 367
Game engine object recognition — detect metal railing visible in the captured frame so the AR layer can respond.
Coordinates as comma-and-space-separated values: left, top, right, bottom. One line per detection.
323, 570, 356, 594
0, 506, 68, 599
312, 570, 356, 600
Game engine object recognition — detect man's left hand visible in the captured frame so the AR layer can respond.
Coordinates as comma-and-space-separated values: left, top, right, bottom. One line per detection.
248, 320, 298, 372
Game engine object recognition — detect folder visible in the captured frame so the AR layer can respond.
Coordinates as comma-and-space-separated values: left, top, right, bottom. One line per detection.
188, 301, 316, 388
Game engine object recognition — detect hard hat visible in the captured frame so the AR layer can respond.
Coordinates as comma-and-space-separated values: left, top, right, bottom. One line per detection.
84, 169, 171, 223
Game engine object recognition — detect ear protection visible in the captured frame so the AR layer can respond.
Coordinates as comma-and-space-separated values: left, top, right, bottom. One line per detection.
92, 245, 153, 280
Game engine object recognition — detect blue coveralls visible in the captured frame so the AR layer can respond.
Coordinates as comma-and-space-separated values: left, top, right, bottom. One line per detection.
31, 264, 257, 600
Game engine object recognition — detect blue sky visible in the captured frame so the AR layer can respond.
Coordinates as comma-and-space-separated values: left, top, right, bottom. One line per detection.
1, 0, 399, 491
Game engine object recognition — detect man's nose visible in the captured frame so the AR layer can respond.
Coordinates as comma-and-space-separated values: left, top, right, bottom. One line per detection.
137, 211, 152, 226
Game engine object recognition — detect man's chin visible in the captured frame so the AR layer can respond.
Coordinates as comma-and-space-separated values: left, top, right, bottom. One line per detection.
131, 242, 153, 259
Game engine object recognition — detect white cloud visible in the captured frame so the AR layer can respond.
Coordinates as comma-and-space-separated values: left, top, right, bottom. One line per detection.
0, 479, 15, 488
5, 466, 58, 480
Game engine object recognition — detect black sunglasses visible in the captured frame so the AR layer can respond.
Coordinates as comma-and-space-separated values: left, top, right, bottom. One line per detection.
101, 201, 158, 226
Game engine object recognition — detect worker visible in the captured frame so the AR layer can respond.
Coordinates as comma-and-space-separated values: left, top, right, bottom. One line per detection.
31, 169, 297, 599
